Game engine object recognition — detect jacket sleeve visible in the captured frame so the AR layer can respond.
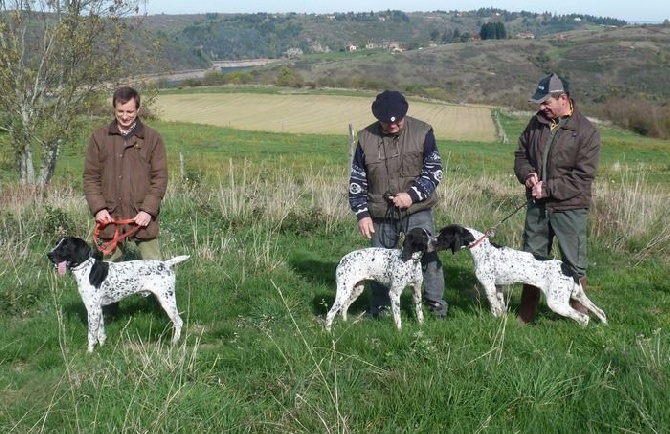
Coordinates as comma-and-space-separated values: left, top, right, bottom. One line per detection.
407, 128, 443, 203
82, 133, 107, 216
348, 142, 370, 220
140, 133, 168, 217
513, 119, 537, 184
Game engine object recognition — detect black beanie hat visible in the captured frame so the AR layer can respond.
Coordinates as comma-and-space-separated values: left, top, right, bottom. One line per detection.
371, 90, 409, 122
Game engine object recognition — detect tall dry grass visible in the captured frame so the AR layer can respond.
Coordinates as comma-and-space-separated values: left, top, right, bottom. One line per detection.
592, 168, 670, 264
1, 162, 668, 262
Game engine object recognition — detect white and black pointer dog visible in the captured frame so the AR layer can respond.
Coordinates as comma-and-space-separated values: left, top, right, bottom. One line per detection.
431, 224, 607, 325
325, 227, 433, 331
47, 237, 189, 352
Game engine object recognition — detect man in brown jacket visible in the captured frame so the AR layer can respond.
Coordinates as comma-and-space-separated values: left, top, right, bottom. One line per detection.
514, 73, 601, 324
83, 86, 168, 266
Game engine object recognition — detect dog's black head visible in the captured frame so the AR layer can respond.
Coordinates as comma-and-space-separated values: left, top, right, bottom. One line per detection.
400, 227, 432, 261
47, 237, 93, 275
430, 224, 475, 254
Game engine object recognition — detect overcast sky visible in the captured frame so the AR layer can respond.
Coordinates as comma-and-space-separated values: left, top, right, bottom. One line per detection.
142, 0, 666, 23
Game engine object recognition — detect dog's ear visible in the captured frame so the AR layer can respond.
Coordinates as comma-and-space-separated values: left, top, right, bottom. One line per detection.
448, 230, 467, 254
400, 233, 415, 261
455, 226, 475, 253
434, 225, 473, 254
71, 238, 93, 264
433, 226, 459, 254
400, 228, 428, 260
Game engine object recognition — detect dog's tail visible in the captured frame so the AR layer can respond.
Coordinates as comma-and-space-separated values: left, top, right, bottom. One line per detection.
165, 255, 190, 267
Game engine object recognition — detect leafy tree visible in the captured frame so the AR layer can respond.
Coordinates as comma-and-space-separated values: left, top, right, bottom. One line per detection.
441, 29, 453, 43
0, 0, 151, 186
275, 66, 304, 88
480, 21, 507, 40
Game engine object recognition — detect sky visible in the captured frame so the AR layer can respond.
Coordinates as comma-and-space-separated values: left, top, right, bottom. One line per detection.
142, 0, 667, 23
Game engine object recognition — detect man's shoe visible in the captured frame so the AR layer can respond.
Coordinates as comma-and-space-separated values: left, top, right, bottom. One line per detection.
367, 305, 390, 320
426, 300, 448, 319
103, 302, 120, 320
517, 284, 541, 325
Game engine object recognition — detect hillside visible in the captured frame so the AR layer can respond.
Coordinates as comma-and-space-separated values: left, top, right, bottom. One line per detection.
143, 8, 627, 61
141, 9, 670, 137
276, 25, 670, 109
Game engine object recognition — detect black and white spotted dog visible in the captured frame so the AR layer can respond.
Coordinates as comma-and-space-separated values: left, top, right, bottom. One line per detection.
325, 227, 433, 331
431, 224, 607, 325
47, 237, 189, 352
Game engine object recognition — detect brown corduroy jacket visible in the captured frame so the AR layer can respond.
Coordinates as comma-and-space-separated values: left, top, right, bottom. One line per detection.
83, 119, 168, 239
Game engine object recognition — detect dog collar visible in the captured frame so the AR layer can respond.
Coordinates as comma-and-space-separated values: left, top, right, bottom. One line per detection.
69, 257, 93, 271
468, 229, 494, 249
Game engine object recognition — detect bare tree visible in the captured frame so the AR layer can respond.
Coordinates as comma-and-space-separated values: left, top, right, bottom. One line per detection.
0, 0, 148, 186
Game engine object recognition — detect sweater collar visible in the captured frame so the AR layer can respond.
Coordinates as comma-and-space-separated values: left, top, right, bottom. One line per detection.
109, 118, 144, 137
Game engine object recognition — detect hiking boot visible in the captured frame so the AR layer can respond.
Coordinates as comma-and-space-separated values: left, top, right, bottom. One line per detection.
570, 276, 589, 314
517, 284, 541, 325
103, 302, 121, 320
367, 305, 390, 320
426, 300, 448, 319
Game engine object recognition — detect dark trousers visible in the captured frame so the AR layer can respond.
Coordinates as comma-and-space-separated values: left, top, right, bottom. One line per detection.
369, 209, 446, 314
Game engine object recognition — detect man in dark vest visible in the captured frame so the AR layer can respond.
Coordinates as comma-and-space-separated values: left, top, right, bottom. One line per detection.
348, 90, 448, 319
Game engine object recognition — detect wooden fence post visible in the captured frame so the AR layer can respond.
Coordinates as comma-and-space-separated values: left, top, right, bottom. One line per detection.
348, 123, 356, 168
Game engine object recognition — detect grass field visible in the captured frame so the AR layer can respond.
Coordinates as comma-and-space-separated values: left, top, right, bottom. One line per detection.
155, 91, 498, 142
1, 94, 669, 432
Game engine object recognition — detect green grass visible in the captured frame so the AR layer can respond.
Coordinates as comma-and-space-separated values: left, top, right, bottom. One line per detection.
1, 114, 669, 433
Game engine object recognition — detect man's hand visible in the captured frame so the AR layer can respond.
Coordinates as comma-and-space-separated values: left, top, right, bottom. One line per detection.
357, 217, 376, 239
133, 211, 152, 227
390, 192, 413, 209
531, 181, 544, 199
94, 209, 112, 225
524, 173, 538, 189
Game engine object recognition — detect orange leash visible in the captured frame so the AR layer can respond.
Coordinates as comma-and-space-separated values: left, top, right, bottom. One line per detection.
93, 218, 141, 255
468, 229, 494, 250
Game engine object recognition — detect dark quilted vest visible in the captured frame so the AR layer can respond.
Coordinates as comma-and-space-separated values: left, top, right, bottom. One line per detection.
358, 116, 438, 218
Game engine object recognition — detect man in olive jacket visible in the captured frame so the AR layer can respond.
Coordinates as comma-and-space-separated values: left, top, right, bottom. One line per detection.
514, 73, 601, 324
349, 90, 448, 319
83, 86, 168, 264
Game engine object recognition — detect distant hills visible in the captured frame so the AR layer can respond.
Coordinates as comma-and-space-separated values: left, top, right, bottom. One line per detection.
146, 8, 630, 67
143, 8, 670, 137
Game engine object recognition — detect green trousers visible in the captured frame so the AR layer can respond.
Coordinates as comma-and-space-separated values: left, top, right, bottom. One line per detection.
106, 238, 162, 262
523, 201, 588, 277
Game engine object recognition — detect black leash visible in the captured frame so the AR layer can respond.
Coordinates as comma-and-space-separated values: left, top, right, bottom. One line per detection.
487, 198, 533, 235
470, 198, 531, 247
378, 199, 409, 248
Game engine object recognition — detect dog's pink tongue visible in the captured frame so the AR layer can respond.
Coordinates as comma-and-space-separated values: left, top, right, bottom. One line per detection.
57, 261, 67, 276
